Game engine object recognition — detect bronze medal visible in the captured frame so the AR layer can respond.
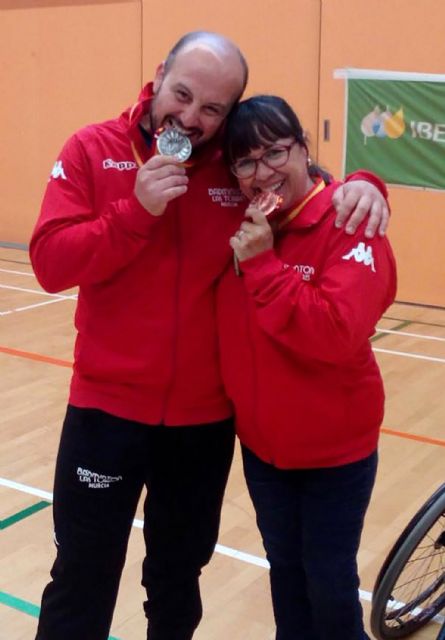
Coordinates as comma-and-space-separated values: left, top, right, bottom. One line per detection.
250, 191, 283, 216
233, 192, 283, 276
156, 128, 192, 163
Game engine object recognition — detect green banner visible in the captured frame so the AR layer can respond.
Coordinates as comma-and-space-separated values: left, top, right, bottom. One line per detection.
344, 75, 445, 190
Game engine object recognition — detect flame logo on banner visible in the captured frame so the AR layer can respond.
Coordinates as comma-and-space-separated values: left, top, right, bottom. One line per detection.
361, 106, 405, 144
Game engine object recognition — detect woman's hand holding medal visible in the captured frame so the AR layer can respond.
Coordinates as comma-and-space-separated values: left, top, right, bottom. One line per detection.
230, 192, 282, 271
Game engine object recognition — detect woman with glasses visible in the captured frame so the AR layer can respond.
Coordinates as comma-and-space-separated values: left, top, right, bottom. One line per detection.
217, 95, 397, 640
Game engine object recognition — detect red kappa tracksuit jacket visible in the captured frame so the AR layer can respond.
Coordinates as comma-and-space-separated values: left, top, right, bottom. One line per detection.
30, 84, 244, 425
217, 180, 397, 467
30, 84, 390, 428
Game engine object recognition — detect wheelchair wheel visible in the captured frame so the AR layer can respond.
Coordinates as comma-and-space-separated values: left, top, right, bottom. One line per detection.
370, 483, 445, 639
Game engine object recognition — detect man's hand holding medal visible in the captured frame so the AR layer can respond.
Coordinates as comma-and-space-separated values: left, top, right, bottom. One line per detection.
134, 127, 192, 217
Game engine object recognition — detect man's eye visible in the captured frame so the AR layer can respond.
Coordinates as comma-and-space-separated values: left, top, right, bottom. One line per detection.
176, 90, 189, 101
203, 106, 221, 116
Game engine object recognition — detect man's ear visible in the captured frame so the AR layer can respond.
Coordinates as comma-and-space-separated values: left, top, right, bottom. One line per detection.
153, 62, 166, 93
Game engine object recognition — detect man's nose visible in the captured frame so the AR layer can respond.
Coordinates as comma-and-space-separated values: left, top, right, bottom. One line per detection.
179, 103, 200, 129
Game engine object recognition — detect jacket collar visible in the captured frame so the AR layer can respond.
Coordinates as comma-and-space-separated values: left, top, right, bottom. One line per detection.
277, 180, 339, 231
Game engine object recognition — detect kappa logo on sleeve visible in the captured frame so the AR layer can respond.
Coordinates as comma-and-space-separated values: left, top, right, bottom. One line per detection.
342, 242, 376, 272
49, 160, 67, 181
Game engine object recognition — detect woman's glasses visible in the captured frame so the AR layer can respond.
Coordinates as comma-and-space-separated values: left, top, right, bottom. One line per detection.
231, 142, 296, 179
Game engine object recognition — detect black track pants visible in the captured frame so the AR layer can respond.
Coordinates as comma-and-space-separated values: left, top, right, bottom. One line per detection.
35, 405, 235, 640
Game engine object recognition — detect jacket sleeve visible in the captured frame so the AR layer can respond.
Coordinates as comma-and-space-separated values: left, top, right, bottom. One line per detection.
344, 169, 389, 199
29, 132, 160, 293
240, 230, 397, 364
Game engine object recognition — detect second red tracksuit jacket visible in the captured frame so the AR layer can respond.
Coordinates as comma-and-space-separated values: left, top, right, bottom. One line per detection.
217, 180, 397, 468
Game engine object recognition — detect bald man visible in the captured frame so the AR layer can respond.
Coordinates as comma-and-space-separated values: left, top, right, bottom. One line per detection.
30, 31, 389, 640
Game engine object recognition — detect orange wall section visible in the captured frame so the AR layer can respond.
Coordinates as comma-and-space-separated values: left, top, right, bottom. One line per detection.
2, 0, 322, 242
318, 0, 445, 306
0, 0, 141, 246
1, 0, 444, 306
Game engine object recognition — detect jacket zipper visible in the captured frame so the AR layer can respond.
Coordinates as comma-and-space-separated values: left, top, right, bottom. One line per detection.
160, 210, 182, 423
245, 295, 276, 466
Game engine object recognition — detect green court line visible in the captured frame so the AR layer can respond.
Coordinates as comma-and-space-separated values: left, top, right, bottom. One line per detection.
371, 319, 413, 343
0, 590, 122, 639
383, 314, 445, 329
0, 590, 40, 617
0, 500, 51, 530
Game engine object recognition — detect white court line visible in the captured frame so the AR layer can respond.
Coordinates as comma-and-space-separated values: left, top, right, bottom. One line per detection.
0, 287, 443, 362
383, 596, 445, 625
0, 332, 442, 365
0, 284, 75, 298
1, 283, 77, 315
1, 285, 442, 341
0, 268, 35, 277
373, 348, 445, 364
1, 296, 78, 316
2, 276, 444, 347
376, 328, 445, 343
1, 270, 444, 340
3, 477, 445, 624
0, 477, 53, 501
0, 476, 380, 600
1, 480, 445, 624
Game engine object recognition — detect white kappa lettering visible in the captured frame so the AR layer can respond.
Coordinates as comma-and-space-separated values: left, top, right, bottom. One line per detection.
103, 159, 138, 171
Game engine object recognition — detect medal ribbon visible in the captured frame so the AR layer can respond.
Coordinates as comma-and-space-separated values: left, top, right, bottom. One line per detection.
277, 178, 326, 230
128, 101, 146, 168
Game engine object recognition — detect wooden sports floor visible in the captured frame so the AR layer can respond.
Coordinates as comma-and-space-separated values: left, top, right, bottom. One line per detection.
1, 245, 444, 640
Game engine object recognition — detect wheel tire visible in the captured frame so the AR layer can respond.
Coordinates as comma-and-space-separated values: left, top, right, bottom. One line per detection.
370, 484, 445, 640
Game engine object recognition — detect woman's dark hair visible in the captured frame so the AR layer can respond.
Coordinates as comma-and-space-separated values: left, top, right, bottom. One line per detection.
224, 95, 331, 183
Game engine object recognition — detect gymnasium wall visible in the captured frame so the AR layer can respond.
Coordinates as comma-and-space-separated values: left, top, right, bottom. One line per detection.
0, 0, 444, 306
318, 0, 445, 307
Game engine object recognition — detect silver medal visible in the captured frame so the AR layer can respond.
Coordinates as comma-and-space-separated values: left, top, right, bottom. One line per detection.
156, 128, 192, 162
